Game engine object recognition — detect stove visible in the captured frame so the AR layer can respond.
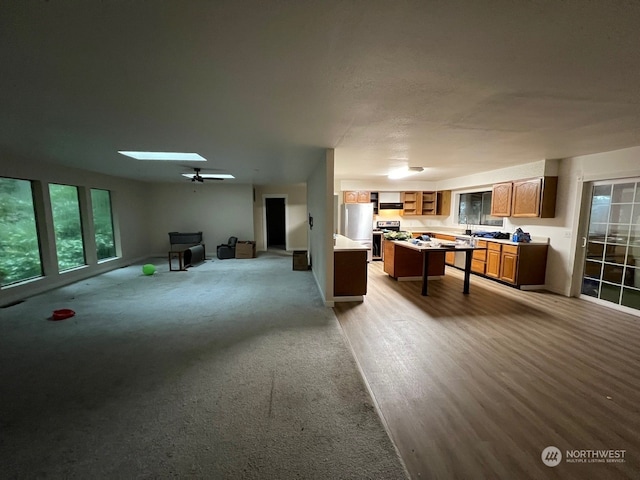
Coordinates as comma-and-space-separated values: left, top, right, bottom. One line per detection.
375, 220, 400, 232
372, 221, 400, 261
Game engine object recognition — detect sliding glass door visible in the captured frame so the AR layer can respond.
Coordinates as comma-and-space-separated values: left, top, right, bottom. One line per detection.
581, 179, 640, 311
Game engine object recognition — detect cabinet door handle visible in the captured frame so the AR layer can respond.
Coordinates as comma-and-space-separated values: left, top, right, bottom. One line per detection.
581, 237, 587, 248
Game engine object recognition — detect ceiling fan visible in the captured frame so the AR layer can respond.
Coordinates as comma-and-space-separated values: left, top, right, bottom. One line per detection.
183, 167, 230, 182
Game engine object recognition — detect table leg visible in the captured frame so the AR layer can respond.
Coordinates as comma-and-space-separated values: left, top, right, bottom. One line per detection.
463, 249, 473, 294
421, 251, 430, 296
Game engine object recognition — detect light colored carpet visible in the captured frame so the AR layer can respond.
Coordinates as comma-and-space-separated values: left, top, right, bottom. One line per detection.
0, 252, 408, 479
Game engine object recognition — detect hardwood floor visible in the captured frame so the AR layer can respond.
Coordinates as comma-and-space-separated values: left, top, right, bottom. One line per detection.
334, 261, 640, 480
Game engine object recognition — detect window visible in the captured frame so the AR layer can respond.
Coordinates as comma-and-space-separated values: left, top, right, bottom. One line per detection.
91, 189, 116, 260
0, 177, 43, 286
49, 184, 86, 271
458, 191, 503, 228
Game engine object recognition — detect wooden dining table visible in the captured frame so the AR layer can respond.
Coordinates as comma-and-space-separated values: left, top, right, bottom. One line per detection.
392, 241, 487, 296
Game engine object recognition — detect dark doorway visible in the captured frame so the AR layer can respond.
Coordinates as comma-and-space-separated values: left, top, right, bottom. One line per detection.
266, 197, 286, 250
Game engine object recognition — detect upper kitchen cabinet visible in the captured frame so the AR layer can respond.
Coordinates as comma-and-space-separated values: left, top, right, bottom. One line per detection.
512, 177, 557, 218
343, 191, 371, 204
421, 191, 436, 215
421, 191, 452, 215
402, 190, 451, 216
491, 177, 557, 218
437, 190, 451, 216
401, 191, 421, 215
491, 182, 513, 216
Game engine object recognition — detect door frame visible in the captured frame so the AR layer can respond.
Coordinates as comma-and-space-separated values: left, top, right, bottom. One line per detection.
575, 177, 640, 315
262, 194, 288, 251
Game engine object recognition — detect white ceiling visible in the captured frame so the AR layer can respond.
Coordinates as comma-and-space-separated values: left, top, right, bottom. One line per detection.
2, 1, 640, 185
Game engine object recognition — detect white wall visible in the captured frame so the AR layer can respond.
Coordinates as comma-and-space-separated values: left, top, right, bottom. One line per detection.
0, 154, 151, 306
307, 149, 334, 306
253, 184, 308, 251
146, 182, 254, 256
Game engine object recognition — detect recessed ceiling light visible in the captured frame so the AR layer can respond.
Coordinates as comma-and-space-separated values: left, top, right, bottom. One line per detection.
181, 173, 235, 179
388, 166, 424, 180
118, 151, 207, 161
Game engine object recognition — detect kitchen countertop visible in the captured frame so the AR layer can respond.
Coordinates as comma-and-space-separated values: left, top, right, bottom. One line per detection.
390, 239, 486, 252
404, 228, 549, 246
334, 234, 371, 252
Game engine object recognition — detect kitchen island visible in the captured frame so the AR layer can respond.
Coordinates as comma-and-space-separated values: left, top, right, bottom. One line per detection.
386, 240, 487, 296
334, 234, 370, 301
384, 238, 446, 279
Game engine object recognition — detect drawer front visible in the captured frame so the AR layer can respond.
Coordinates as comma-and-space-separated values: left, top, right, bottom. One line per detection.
445, 251, 456, 265
472, 249, 486, 261
487, 242, 502, 252
471, 259, 486, 274
502, 244, 519, 255
435, 234, 456, 241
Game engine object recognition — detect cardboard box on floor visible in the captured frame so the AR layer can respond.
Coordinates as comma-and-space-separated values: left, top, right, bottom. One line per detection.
293, 250, 308, 270
235, 241, 256, 259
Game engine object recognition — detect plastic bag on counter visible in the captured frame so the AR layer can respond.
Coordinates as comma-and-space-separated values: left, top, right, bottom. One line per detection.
512, 228, 531, 243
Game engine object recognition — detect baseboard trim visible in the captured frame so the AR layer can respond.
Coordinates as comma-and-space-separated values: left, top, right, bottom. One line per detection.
334, 295, 364, 302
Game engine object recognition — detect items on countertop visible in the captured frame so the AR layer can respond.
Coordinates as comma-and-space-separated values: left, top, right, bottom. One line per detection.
512, 228, 532, 243
471, 231, 511, 239
383, 230, 413, 241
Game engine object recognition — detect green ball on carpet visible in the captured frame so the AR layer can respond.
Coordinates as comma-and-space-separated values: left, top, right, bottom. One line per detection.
142, 264, 156, 276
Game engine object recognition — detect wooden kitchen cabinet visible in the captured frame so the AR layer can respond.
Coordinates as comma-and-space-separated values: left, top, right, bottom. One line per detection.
486, 242, 548, 286
402, 190, 451, 216
491, 177, 557, 218
437, 190, 452, 216
419, 190, 452, 215
471, 240, 487, 274
500, 245, 519, 283
512, 177, 557, 218
421, 191, 436, 215
401, 191, 421, 215
486, 242, 502, 278
433, 233, 456, 265
334, 250, 368, 296
491, 182, 513, 216
504, 243, 548, 285
343, 191, 371, 204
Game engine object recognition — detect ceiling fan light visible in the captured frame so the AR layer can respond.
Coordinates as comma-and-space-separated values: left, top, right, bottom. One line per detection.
388, 166, 424, 180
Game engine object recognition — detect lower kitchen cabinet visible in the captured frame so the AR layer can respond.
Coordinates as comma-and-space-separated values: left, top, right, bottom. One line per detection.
487, 242, 548, 286
433, 234, 456, 265
503, 244, 549, 286
500, 245, 519, 283
471, 240, 487, 274
334, 250, 368, 296
486, 243, 502, 278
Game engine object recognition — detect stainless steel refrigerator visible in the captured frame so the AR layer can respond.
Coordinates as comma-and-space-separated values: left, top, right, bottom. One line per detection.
340, 203, 374, 262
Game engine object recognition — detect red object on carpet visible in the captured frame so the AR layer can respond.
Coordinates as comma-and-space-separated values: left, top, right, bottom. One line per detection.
52, 309, 75, 321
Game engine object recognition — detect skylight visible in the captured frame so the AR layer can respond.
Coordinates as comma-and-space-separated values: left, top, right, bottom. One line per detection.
118, 151, 207, 161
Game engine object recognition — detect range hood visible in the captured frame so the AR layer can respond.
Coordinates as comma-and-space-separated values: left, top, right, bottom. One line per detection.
379, 192, 403, 210
379, 202, 404, 210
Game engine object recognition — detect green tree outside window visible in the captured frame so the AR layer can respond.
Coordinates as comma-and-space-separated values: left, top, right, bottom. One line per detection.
49, 184, 86, 271
0, 178, 43, 286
